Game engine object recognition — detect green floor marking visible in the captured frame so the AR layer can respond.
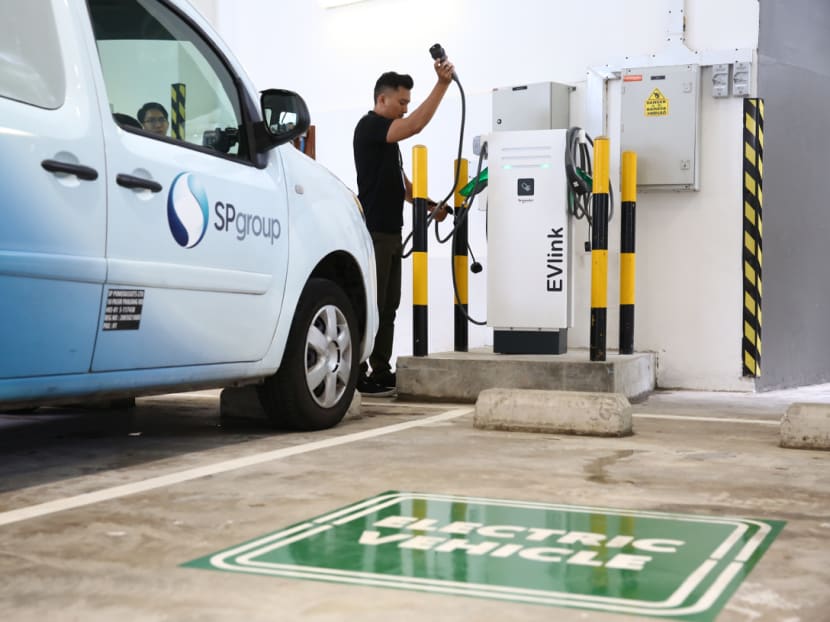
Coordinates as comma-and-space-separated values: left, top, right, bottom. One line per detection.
183, 492, 783, 620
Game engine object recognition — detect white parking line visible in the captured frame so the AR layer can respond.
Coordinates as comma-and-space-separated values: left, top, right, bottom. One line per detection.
0, 407, 473, 528
633, 413, 780, 426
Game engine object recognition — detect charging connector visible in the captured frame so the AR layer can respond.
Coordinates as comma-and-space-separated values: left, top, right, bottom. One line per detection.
472, 134, 488, 156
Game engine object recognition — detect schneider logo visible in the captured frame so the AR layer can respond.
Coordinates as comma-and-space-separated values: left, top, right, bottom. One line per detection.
518, 178, 535, 196
168, 172, 209, 248
167, 172, 282, 248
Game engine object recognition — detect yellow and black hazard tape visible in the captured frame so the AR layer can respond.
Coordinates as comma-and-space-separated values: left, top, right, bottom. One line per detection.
170, 83, 186, 140
742, 98, 763, 377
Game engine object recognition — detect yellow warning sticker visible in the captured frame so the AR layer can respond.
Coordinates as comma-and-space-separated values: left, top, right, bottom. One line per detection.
644, 88, 669, 117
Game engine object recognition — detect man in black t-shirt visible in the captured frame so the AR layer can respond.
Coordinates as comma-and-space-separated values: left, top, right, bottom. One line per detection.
353, 58, 454, 393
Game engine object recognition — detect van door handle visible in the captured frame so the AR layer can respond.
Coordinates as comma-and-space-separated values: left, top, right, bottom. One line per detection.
116, 173, 163, 193
41, 159, 99, 181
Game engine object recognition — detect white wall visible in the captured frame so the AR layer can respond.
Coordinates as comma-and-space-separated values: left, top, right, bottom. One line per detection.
204, 0, 760, 391
187, 0, 216, 25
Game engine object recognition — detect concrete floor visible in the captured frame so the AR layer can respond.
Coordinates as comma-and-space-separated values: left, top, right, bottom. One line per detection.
0, 385, 828, 621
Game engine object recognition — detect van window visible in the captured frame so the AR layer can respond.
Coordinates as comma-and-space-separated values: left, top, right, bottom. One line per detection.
87, 0, 246, 159
0, 0, 66, 109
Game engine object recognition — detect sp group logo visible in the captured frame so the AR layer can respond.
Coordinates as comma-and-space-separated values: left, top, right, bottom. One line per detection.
168, 172, 209, 248
167, 172, 282, 248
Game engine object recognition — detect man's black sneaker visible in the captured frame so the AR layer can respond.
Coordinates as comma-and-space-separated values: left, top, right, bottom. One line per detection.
357, 375, 395, 397
370, 371, 396, 389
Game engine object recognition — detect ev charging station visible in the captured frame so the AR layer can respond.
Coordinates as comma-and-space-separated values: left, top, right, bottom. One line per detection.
486, 82, 574, 354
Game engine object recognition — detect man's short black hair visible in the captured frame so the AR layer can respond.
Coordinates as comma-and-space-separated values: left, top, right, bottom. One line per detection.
137, 102, 168, 123
374, 72, 414, 102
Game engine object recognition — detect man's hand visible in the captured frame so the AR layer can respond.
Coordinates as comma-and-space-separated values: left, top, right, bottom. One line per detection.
428, 201, 449, 223
434, 58, 455, 85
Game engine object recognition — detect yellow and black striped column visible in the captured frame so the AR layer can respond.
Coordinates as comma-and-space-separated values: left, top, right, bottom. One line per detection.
170, 83, 186, 140
412, 145, 429, 357
743, 98, 764, 377
452, 158, 469, 352
590, 137, 610, 362
619, 151, 637, 355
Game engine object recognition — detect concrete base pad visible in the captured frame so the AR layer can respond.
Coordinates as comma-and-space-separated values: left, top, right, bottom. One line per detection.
397, 347, 654, 403
780, 402, 830, 450
474, 388, 633, 437
220, 386, 361, 423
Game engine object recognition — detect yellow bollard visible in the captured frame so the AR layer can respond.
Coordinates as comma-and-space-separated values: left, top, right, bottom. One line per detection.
412, 145, 428, 356
452, 158, 469, 352
590, 137, 610, 362
619, 151, 637, 354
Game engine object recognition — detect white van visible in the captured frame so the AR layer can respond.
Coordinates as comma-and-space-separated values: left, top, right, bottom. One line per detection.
0, 0, 377, 430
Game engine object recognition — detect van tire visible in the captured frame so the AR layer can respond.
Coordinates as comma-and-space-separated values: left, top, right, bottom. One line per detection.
259, 278, 359, 430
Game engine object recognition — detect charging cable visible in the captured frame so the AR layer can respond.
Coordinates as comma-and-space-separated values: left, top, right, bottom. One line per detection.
402, 44, 466, 257
399, 43, 487, 325
565, 127, 614, 250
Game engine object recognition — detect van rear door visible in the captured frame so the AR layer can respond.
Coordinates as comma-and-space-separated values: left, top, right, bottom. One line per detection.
0, 0, 106, 380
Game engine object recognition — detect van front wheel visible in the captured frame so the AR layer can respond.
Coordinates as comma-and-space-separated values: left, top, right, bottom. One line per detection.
260, 278, 359, 430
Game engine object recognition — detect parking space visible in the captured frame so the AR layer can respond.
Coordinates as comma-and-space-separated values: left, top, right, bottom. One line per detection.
0, 389, 828, 621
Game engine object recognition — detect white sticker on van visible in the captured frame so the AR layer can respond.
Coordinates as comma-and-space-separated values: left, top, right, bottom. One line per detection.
103, 289, 145, 331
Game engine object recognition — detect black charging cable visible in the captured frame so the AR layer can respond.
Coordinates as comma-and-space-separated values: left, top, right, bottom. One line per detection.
447, 144, 488, 326
565, 127, 614, 250
402, 44, 465, 258
398, 43, 487, 325
468, 244, 483, 274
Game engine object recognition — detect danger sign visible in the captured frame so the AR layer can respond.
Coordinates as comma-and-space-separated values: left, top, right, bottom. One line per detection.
645, 88, 669, 117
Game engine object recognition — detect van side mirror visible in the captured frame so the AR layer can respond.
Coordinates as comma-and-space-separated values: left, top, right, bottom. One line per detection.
258, 89, 310, 152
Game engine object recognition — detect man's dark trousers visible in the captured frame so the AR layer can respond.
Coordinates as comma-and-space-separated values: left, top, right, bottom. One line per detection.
367, 231, 401, 376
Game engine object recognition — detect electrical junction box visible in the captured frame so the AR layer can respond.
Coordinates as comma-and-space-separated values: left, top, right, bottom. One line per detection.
487, 129, 571, 345
492, 81, 570, 131
712, 63, 730, 98
732, 62, 751, 97
621, 64, 701, 190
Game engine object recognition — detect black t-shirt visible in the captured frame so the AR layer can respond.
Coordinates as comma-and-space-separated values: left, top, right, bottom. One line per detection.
353, 111, 405, 233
